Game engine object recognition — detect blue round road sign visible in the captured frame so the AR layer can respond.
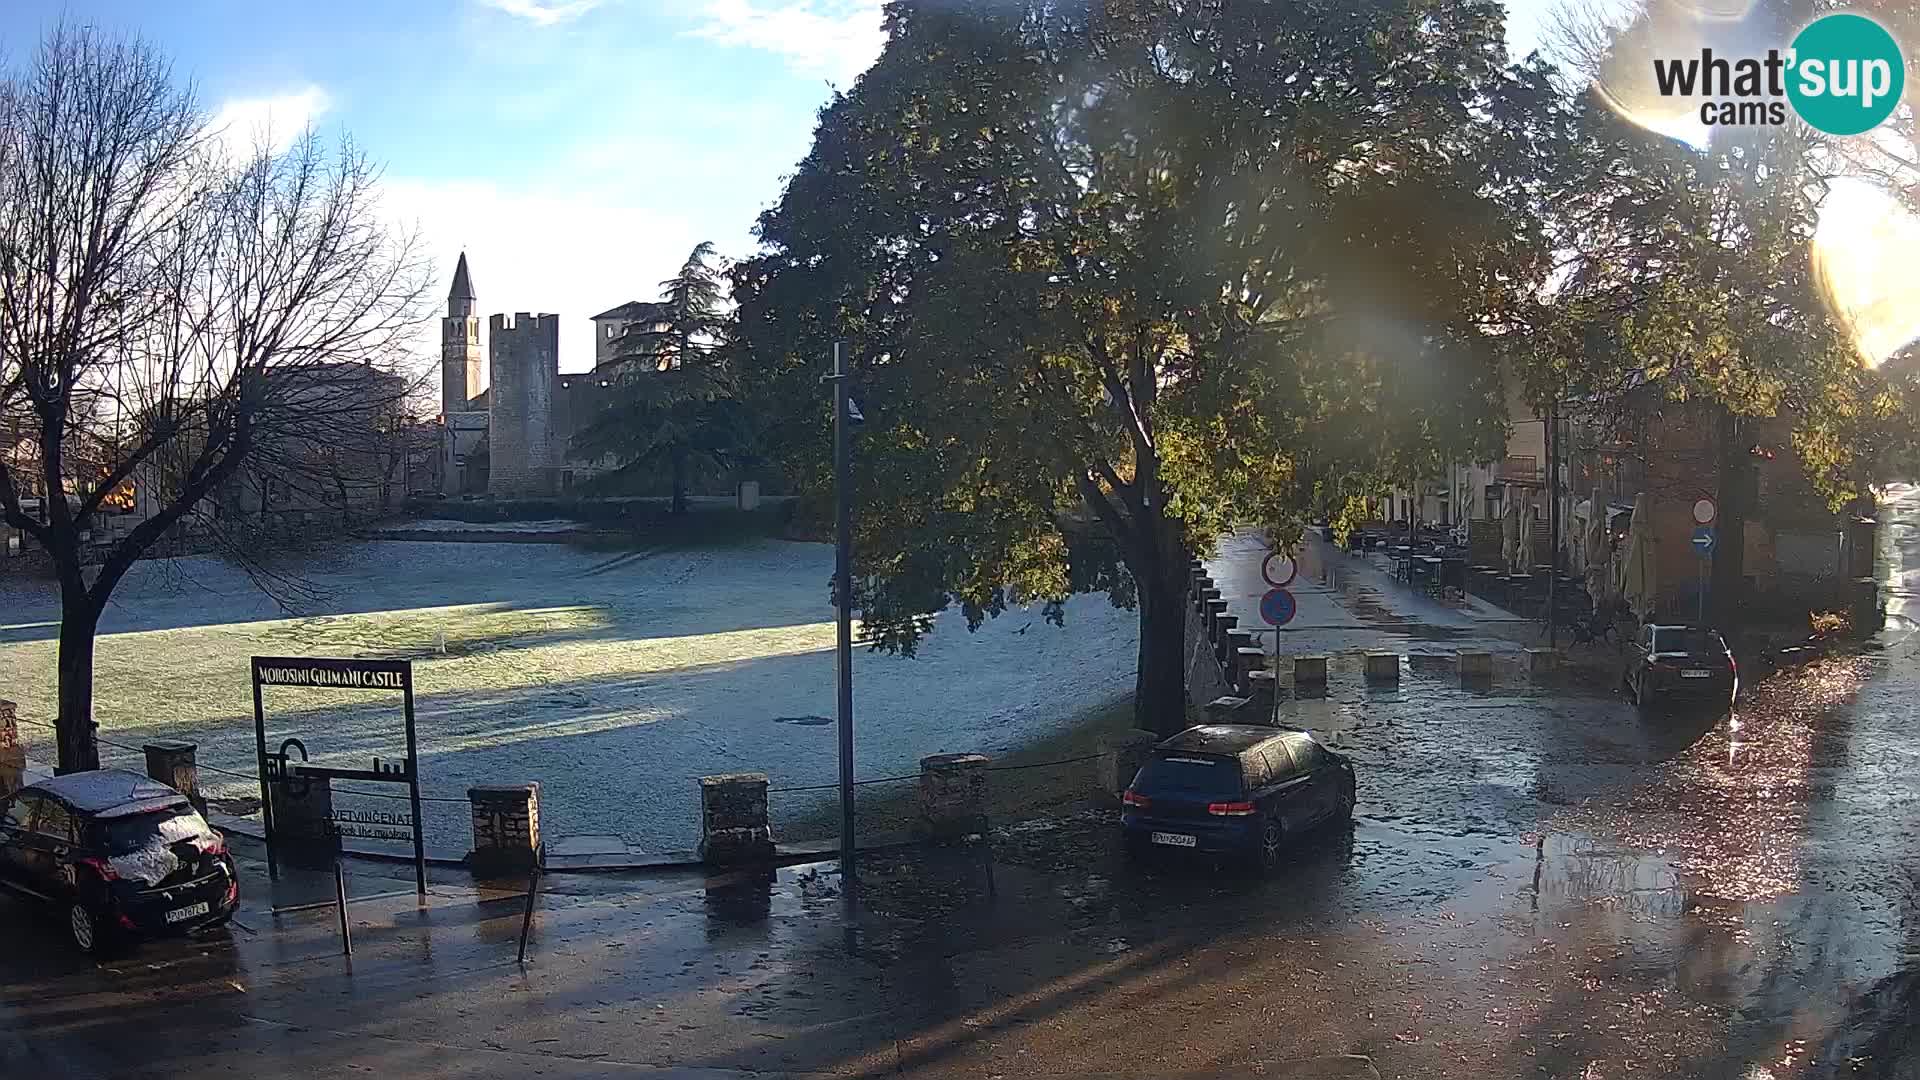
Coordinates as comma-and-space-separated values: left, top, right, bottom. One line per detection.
1260, 587, 1297, 626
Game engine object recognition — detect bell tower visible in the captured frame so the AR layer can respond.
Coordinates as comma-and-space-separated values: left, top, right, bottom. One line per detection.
441, 252, 483, 414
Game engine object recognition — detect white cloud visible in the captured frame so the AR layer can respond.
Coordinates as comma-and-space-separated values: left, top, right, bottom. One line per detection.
477, 0, 604, 25
688, 0, 886, 87
379, 176, 710, 377
207, 86, 333, 158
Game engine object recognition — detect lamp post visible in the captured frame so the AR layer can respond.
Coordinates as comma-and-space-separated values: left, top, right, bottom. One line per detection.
827, 341, 856, 899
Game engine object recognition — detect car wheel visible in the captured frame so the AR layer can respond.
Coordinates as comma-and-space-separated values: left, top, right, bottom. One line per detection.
68, 901, 106, 955
1254, 816, 1284, 873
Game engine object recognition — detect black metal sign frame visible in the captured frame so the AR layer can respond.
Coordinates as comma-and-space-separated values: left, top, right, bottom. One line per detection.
250, 656, 426, 899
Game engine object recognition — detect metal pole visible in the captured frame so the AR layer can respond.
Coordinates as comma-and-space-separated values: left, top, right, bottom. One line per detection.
832, 342, 856, 898
333, 857, 352, 958
1547, 404, 1559, 649
516, 856, 541, 964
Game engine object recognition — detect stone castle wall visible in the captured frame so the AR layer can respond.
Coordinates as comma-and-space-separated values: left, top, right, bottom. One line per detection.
488, 313, 558, 497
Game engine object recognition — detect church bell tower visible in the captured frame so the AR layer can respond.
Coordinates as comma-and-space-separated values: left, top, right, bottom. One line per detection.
441, 252, 483, 415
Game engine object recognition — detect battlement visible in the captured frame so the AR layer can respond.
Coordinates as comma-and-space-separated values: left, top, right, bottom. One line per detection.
489, 312, 561, 337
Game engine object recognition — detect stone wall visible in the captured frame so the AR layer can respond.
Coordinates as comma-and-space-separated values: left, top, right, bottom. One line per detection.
488, 312, 559, 497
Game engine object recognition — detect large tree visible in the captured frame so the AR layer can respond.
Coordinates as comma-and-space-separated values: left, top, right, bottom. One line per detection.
736, 0, 1564, 734
0, 25, 429, 772
573, 241, 749, 514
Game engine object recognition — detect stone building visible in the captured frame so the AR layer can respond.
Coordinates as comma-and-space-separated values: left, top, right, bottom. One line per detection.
435, 254, 629, 497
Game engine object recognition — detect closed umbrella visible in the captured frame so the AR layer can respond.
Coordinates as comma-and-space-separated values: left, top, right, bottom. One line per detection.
1583, 487, 1610, 608
1618, 492, 1657, 621
1502, 494, 1522, 574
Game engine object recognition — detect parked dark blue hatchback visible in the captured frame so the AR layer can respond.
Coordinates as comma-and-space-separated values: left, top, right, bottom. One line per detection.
1121, 724, 1356, 871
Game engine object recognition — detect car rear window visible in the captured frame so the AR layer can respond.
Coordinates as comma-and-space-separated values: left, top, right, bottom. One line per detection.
1136, 755, 1241, 796
95, 805, 212, 856
1654, 629, 1724, 655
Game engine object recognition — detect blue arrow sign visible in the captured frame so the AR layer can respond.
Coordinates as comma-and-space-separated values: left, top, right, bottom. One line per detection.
1692, 526, 1715, 557
1260, 587, 1297, 627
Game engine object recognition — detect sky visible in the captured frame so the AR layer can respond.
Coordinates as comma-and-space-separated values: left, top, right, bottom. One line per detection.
0, 0, 1558, 376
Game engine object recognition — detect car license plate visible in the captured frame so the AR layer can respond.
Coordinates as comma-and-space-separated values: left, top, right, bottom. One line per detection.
165, 901, 210, 924
1682, 669, 1712, 679
1150, 831, 1197, 848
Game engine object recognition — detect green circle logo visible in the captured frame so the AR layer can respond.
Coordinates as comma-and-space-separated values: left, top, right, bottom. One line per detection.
1787, 13, 1905, 136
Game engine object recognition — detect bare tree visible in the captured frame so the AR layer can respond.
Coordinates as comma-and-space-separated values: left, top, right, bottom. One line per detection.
0, 24, 430, 772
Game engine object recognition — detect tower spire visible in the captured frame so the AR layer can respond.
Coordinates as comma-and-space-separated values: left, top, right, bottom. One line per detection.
449, 251, 476, 304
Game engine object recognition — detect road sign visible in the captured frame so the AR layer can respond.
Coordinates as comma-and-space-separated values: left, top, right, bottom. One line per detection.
1261, 550, 1298, 588
1260, 587, 1297, 626
1691, 525, 1715, 557
1692, 498, 1717, 525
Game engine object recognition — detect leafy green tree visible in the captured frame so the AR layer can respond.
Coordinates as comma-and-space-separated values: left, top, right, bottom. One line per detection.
736, 0, 1565, 734
573, 242, 749, 513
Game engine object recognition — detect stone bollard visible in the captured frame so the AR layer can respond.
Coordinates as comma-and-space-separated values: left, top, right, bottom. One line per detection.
1213, 613, 1239, 663
0, 700, 21, 800
1246, 668, 1278, 711
1099, 729, 1159, 796
915, 753, 989, 842
1225, 627, 1257, 656
1458, 651, 1494, 683
1198, 584, 1220, 614
1234, 648, 1267, 693
1293, 655, 1329, 691
699, 773, 774, 864
269, 775, 339, 870
1205, 598, 1230, 637
1364, 652, 1401, 685
143, 739, 205, 814
1525, 648, 1557, 675
468, 783, 541, 877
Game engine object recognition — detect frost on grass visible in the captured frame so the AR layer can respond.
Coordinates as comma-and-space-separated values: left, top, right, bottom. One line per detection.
0, 539, 1138, 853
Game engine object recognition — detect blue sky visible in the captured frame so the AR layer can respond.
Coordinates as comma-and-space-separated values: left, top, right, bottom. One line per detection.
0, 0, 1556, 373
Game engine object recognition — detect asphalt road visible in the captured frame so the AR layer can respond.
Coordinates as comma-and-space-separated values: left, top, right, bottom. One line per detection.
2, 495, 1917, 1079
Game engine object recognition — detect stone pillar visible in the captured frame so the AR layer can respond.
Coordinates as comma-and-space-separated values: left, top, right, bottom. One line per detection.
0, 700, 21, 800
1234, 648, 1267, 692
1458, 651, 1494, 682
699, 773, 773, 864
1293, 655, 1329, 690
1525, 648, 1557, 674
468, 783, 542, 877
1246, 667, 1278, 705
916, 753, 989, 842
143, 740, 204, 814
1198, 584, 1220, 615
1205, 598, 1230, 637
269, 776, 339, 870
1364, 652, 1401, 685
1099, 729, 1159, 796
1213, 613, 1239, 663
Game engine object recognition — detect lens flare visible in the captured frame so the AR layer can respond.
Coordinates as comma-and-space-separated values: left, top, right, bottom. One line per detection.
1582, 0, 1767, 146
1813, 177, 1920, 368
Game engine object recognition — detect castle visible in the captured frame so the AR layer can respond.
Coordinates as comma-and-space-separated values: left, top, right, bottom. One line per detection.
437, 253, 653, 496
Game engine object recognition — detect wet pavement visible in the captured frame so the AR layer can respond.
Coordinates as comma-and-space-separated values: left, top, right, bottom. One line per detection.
4, 495, 1920, 1078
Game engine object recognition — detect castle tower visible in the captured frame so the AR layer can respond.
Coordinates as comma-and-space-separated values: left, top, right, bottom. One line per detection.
441, 252, 483, 415
487, 312, 559, 496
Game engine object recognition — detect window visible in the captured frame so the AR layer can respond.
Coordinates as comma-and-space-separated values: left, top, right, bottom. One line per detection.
1260, 742, 1299, 783
2, 793, 36, 831
96, 805, 208, 855
1136, 755, 1239, 797
1288, 738, 1325, 773
32, 799, 76, 843
1653, 628, 1723, 655
1242, 751, 1271, 790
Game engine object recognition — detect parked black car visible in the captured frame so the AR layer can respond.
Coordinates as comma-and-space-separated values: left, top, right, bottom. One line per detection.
1623, 623, 1738, 710
0, 770, 238, 954
1121, 724, 1356, 871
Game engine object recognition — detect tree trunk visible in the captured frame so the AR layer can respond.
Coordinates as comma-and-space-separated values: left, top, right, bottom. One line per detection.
54, 594, 102, 774
1711, 408, 1751, 631
1132, 552, 1190, 738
